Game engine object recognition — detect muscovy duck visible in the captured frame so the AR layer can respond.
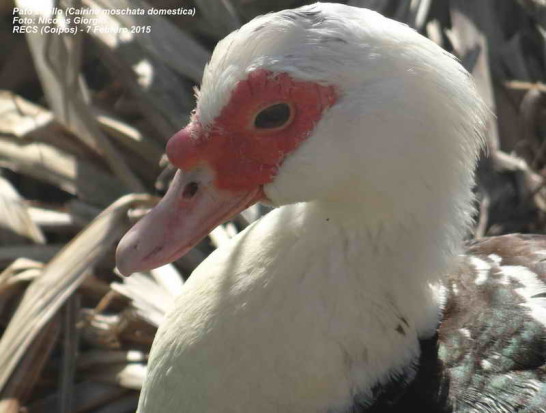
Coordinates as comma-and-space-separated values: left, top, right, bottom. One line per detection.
116, 3, 546, 412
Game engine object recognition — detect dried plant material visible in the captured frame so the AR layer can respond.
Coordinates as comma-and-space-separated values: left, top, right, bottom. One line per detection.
225, 222, 238, 238
0, 136, 124, 206
12, 0, 92, 151
0, 194, 155, 392
149, 264, 184, 298
0, 175, 45, 245
59, 297, 80, 413
238, 205, 263, 226
14, 0, 147, 193
495, 150, 546, 200
0, 32, 36, 94
96, 112, 163, 165
87, 363, 147, 390
0, 91, 82, 155
448, 3, 500, 150
494, 83, 525, 152
0, 315, 60, 413
95, 112, 163, 186
89, 393, 139, 413
520, 88, 544, 165
78, 274, 114, 302
81, 0, 207, 135
194, 0, 241, 36
0, 258, 42, 279
80, 311, 124, 350
80, 307, 157, 348
111, 265, 183, 327
209, 224, 233, 249
173, 247, 207, 274
0, 92, 129, 206
27, 381, 130, 413
426, 19, 443, 46
28, 207, 78, 233
0, 258, 42, 296
517, 0, 546, 23
68, 200, 103, 225
505, 80, 546, 93
407, 0, 432, 30
83, 0, 209, 83
501, 32, 533, 80
347, 0, 391, 12
0, 91, 53, 138
126, 207, 153, 226
78, 350, 147, 370
116, 309, 158, 346
0, 244, 62, 268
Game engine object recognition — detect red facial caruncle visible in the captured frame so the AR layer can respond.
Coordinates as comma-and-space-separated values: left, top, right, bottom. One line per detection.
167, 69, 337, 192
115, 69, 337, 276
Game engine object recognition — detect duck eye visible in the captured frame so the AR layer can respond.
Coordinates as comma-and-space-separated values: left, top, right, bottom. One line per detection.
254, 103, 292, 130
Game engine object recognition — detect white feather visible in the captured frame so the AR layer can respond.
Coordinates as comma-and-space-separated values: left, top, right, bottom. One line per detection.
500, 265, 546, 328
471, 256, 491, 285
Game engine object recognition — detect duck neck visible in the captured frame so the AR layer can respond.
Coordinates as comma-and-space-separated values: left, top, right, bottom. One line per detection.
299, 193, 466, 337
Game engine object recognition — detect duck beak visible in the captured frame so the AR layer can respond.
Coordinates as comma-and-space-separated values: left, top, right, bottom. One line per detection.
115, 167, 263, 276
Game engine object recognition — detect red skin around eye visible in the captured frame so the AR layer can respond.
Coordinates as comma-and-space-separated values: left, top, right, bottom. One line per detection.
166, 69, 337, 192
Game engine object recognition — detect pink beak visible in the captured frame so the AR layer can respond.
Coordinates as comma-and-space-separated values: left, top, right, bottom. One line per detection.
115, 166, 263, 276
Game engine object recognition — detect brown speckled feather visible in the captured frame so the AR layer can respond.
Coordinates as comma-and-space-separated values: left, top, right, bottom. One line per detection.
356, 235, 546, 412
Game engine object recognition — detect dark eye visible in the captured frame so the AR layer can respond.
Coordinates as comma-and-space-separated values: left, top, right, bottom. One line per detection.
254, 103, 292, 130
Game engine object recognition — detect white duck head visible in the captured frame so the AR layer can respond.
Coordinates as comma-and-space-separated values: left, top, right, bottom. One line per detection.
116, 3, 487, 283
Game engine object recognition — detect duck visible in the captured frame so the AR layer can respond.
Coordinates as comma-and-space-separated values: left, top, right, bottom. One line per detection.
115, 3, 546, 412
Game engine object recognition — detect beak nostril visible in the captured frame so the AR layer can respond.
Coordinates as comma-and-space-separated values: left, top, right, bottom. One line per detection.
183, 182, 199, 199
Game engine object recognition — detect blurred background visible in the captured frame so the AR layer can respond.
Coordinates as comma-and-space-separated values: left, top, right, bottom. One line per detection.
0, 0, 545, 411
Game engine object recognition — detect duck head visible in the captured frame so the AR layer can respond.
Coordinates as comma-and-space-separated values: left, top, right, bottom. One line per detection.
116, 3, 487, 276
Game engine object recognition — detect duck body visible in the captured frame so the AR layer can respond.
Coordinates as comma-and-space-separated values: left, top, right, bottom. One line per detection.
115, 3, 546, 412
434, 235, 546, 412
139, 202, 439, 412
139, 219, 546, 412
380, 235, 546, 412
